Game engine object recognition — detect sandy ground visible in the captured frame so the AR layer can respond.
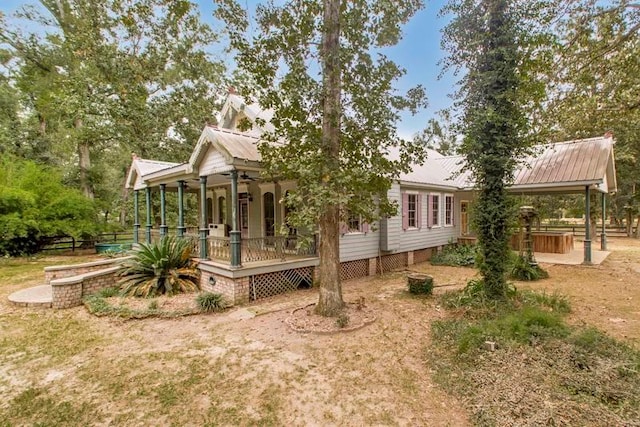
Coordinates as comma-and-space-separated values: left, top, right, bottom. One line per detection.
0, 239, 639, 425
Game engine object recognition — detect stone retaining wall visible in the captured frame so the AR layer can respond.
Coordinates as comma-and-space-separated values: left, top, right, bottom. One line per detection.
50, 265, 122, 309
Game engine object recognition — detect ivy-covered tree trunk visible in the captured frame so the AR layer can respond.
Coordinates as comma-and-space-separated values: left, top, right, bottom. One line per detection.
446, 0, 526, 299
473, 0, 522, 299
315, 0, 344, 316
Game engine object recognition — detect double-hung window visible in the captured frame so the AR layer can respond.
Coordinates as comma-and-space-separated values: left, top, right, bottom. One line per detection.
431, 194, 440, 227
445, 194, 454, 226
407, 194, 417, 228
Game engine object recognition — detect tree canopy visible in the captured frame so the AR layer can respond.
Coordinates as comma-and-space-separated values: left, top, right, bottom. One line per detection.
216, 0, 427, 315
1, 0, 226, 222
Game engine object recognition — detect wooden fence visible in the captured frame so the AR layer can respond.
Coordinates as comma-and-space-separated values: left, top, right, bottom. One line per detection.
536, 223, 636, 237
42, 232, 135, 252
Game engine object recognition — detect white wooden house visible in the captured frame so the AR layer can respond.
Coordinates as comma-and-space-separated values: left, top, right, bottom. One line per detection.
125, 94, 617, 305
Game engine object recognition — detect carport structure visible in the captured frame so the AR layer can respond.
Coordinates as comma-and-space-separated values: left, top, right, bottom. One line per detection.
437, 133, 618, 264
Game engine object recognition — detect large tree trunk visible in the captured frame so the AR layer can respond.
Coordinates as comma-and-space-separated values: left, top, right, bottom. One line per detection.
315, 0, 344, 317
75, 118, 94, 199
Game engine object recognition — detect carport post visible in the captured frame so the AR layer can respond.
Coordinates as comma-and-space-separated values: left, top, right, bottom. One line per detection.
601, 192, 607, 251
584, 185, 592, 264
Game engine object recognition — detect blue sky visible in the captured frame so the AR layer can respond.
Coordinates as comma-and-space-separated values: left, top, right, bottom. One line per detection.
0, 0, 457, 138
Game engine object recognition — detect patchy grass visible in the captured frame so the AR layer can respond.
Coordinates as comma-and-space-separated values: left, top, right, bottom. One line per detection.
4, 386, 103, 426
429, 288, 640, 426
0, 312, 104, 366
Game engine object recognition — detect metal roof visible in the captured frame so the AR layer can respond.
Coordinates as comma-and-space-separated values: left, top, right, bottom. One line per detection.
395, 149, 460, 189
435, 135, 617, 194
188, 125, 263, 172
125, 158, 180, 189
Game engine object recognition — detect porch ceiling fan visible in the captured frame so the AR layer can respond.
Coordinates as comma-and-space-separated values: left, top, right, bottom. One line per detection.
219, 170, 258, 181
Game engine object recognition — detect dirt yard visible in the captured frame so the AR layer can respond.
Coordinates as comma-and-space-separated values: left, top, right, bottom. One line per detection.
0, 239, 639, 426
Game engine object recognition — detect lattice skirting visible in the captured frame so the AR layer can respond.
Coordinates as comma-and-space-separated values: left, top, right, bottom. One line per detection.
377, 252, 408, 274
413, 248, 432, 264
250, 267, 314, 301
340, 259, 369, 282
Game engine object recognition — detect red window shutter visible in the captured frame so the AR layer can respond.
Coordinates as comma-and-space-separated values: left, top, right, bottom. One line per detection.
340, 222, 349, 235
402, 193, 409, 230
362, 222, 370, 233
417, 194, 422, 229
427, 194, 433, 228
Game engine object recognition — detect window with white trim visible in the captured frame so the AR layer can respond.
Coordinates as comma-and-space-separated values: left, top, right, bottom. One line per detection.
407, 194, 417, 228
445, 194, 454, 226
431, 194, 440, 227
348, 213, 361, 233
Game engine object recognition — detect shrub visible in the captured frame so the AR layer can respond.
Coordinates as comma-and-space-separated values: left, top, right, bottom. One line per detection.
510, 255, 549, 281
196, 292, 226, 313
118, 236, 200, 297
430, 243, 477, 267
0, 155, 98, 256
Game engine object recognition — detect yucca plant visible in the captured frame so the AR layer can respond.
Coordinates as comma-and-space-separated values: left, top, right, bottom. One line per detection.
118, 236, 200, 297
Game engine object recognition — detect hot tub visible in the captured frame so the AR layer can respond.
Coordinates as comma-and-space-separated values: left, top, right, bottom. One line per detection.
511, 232, 574, 254
95, 243, 132, 254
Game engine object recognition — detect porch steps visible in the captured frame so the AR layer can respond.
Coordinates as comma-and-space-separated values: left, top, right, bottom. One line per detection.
8, 285, 53, 308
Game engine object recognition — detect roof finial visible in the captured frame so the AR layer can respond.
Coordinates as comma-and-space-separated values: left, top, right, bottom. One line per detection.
604, 131, 614, 139
228, 86, 236, 95
132, 152, 139, 160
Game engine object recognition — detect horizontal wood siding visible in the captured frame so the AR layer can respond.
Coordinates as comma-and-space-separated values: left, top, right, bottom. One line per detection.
199, 147, 229, 175
339, 225, 380, 262
396, 186, 459, 252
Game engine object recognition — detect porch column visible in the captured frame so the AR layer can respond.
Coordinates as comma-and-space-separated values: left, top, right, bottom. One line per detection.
159, 184, 168, 237
230, 170, 242, 267
601, 192, 607, 251
177, 180, 186, 237
584, 185, 592, 264
145, 187, 152, 244
133, 190, 140, 244
199, 176, 209, 259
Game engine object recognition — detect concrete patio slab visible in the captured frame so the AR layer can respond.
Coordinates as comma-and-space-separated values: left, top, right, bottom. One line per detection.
534, 249, 610, 266
8, 285, 52, 308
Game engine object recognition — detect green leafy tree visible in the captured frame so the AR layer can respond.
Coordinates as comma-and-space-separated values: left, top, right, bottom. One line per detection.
534, 1, 640, 235
443, 0, 528, 299
216, 0, 427, 315
0, 154, 97, 255
1, 0, 226, 222
414, 111, 459, 155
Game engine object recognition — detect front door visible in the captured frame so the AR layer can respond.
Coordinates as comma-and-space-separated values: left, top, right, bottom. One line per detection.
460, 201, 469, 236
239, 196, 249, 239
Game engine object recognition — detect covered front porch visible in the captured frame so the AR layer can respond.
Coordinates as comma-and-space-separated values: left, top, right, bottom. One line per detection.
125, 126, 318, 304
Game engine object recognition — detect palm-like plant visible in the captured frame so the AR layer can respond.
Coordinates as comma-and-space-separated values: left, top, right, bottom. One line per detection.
118, 236, 200, 297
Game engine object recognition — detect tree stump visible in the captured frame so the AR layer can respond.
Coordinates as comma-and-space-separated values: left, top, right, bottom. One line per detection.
407, 273, 434, 295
